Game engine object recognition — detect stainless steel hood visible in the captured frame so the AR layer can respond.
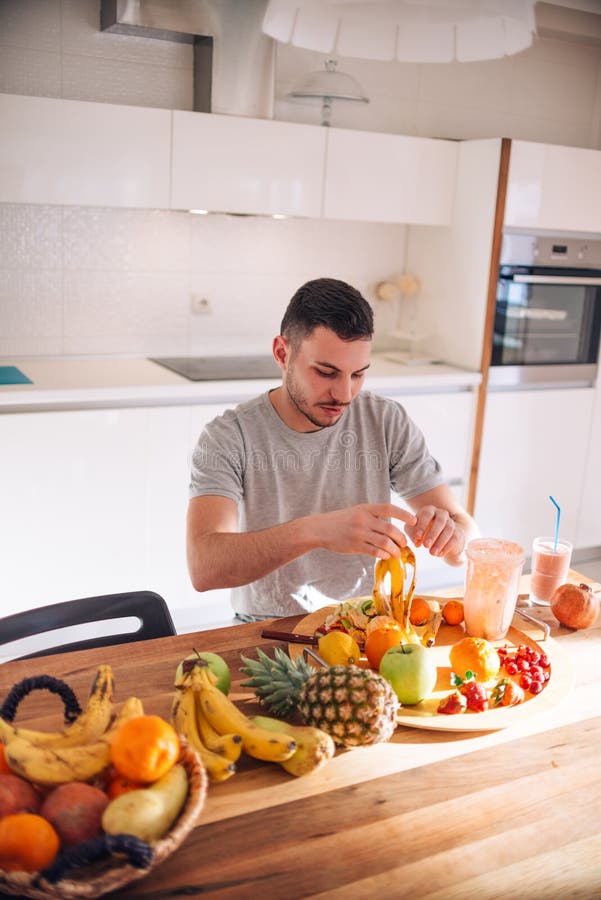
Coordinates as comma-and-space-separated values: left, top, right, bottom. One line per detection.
101, 0, 275, 118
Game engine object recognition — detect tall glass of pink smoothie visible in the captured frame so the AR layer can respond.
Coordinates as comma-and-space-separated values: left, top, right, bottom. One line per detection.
529, 537, 572, 606
463, 539, 525, 641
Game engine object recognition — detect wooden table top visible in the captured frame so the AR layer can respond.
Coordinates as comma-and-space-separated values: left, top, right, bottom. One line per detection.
1, 569, 600, 899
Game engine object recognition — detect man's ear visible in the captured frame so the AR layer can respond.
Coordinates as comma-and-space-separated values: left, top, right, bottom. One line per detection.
273, 335, 289, 368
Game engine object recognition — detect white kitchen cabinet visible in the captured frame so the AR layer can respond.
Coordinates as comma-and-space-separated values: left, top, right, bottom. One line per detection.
386, 389, 477, 591
171, 111, 326, 217
324, 128, 458, 225
474, 388, 594, 555
505, 140, 601, 234
0, 94, 171, 208
0, 403, 234, 633
576, 383, 601, 549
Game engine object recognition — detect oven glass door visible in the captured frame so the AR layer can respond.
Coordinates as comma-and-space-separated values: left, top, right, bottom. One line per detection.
492, 268, 601, 366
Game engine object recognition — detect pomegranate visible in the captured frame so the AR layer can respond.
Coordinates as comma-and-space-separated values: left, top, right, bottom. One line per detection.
550, 582, 600, 629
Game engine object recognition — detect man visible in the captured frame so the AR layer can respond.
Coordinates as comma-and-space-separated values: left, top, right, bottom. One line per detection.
187, 278, 478, 620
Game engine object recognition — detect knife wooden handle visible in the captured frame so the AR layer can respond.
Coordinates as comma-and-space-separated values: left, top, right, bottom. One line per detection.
261, 629, 317, 644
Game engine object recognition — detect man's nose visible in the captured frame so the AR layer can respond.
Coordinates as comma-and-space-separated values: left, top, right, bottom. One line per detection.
332, 376, 353, 404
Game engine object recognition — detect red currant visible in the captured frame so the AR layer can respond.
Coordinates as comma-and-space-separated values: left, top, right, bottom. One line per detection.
539, 653, 550, 668
520, 674, 533, 690
530, 666, 544, 683
529, 681, 543, 694
528, 650, 540, 665
517, 658, 530, 673
505, 660, 519, 675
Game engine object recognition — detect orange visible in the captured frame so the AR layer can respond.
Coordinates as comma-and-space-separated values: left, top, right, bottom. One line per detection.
442, 600, 465, 626
409, 597, 432, 626
0, 745, 12, 775
364, 624, 403, 669
449, 636, 500, 682
110, 714, 180, 784
0, 813, 60, 873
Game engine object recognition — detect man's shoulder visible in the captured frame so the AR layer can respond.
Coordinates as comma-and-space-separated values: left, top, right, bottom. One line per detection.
353, 390, 408, 419
203, 393, 269, 433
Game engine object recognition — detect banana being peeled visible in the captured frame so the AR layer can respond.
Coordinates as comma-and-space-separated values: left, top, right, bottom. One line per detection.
4, 695, 144, 786
0, 664, 114, 750
171, 688, 236, 783
195, 680, 297, 763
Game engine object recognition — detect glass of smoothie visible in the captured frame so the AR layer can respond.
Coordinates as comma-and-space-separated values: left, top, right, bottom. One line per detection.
529, 537, 572, 606
463, 539, 525, 641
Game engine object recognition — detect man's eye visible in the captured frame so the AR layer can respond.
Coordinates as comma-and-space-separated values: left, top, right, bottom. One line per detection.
316, 370, 336, 378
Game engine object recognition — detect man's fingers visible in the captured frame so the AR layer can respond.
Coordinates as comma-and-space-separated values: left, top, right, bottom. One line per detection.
369, 504, 417, 527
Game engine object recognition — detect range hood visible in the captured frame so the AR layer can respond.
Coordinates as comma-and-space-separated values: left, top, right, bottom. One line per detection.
101, 0, 275, 118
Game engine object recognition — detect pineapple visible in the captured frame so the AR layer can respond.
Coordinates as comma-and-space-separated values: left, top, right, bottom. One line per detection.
240, 648, 399, 748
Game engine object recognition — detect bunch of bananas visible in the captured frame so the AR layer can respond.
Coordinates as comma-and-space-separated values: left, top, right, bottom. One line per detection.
0, 665, 144, 786
171, 658, 334, 782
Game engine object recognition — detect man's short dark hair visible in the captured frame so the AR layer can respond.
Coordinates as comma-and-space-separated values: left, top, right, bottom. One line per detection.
280, 278, 374, 348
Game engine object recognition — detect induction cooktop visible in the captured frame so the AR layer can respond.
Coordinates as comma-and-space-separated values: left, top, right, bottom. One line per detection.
150, 355, 280, 381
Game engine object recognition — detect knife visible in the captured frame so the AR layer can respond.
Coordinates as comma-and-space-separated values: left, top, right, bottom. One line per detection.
261, 629, 318, 644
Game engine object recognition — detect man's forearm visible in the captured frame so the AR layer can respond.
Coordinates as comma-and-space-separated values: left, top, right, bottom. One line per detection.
188, 518, 318, 592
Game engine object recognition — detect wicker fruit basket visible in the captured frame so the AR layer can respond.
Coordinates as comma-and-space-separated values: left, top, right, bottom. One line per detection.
0, 743, 207, 900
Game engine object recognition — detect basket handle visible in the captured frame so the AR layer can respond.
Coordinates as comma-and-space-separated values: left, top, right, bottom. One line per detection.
0, 675, 82, 724
39, 834, 154, 885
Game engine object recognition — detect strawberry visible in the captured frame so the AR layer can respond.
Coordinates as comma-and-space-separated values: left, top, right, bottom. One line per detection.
491, 677, 525, 708
459, 680, 489, 712
437, 690, 467, 715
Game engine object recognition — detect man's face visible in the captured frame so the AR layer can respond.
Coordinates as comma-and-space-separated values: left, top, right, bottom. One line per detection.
275, 325, 371, 431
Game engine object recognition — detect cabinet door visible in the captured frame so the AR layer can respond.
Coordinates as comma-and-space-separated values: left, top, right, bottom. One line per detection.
0, 408, 151, 615
576, 384, 601, 549
0, 94, 171, 208
171, 111, 326, 217
323, 129, 457, 224
474, 389, 594, 553
387, 391, 475, 487
505, 141, 601, 233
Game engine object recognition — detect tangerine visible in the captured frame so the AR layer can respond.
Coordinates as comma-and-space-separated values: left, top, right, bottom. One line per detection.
409, 597, 432, 626
106, 771, 146, 800
0, 745, 12, 775
364, 625, 403, 669
0, 812, 60, 873
449, 636, 500, 682
110, 714, 180, 784
442, 600, 465, 626
318, 631, 361, 666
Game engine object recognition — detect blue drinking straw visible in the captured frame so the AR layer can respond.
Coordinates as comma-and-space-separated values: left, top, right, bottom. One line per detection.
549, 495, 561, 552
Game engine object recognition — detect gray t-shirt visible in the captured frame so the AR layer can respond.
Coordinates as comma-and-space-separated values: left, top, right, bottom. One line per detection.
189, 390, 444, 618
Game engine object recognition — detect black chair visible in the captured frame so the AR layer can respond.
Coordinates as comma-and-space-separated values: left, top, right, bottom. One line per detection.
0, 591, 176, 660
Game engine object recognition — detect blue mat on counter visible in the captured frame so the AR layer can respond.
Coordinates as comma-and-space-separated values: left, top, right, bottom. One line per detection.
0, 365, 33, 385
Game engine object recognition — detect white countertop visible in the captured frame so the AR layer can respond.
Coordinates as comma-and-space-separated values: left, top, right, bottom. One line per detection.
0, 355, 481, 412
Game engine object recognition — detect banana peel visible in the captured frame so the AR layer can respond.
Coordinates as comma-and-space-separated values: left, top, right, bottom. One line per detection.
372, 549, 443, 647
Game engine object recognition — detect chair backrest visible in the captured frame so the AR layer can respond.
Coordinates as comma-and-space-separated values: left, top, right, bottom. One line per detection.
0, 591, 176, 660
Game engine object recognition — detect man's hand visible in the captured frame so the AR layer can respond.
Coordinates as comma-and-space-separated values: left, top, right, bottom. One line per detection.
405, 505, 467, 566
312, 503, 417, 559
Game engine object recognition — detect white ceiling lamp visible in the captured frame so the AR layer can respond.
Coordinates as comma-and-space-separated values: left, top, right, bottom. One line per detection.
263, 0, 538, 64
288, 57, 369, 125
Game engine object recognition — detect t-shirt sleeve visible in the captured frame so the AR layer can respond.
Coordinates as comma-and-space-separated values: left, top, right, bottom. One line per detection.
387, 401, 445, 499
189, 410, 245, 503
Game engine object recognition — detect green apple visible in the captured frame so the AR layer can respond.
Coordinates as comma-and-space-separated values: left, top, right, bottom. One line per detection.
174, 650, 231, 695
379, 643, 437, 705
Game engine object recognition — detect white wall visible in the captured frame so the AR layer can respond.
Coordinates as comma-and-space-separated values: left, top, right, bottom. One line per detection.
1, 0, 601, 360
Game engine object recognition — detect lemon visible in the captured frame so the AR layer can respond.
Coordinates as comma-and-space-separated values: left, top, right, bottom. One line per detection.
317, 631, 361, 666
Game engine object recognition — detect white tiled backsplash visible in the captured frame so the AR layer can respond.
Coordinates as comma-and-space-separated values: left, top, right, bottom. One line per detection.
0, 204, 406, 357
1, 0, 601, 359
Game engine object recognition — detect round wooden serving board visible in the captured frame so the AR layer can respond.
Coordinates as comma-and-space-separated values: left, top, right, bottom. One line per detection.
289, 605, 574, 733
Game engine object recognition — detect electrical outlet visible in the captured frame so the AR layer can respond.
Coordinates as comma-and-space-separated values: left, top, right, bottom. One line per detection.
191, 294, 212, 315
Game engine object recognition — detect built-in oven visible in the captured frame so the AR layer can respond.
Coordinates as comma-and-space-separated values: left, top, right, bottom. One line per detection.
489, 232, 601, 387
